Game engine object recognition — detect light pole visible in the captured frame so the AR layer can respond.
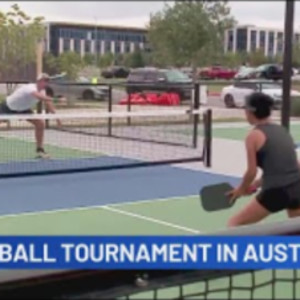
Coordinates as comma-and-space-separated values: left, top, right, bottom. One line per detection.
94, 16, 98, 67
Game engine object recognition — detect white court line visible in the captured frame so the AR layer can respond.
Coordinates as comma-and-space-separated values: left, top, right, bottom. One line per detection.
109, 194, 197, 208
0, 194, 197, 220
102, 206, 201, 234
0, 195, 201, 234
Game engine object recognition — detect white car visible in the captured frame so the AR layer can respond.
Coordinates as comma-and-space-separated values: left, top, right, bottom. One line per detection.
221, 80, 300, 108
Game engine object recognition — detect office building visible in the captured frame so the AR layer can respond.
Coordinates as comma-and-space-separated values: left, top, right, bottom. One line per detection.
44, 21, 148, 57
224, 25, 300, 56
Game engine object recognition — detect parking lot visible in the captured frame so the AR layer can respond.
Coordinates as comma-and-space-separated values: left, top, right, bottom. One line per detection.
0, 83, 287, 122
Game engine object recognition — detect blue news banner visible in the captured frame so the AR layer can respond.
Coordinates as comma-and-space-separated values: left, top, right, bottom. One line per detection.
0, 236, 299, 269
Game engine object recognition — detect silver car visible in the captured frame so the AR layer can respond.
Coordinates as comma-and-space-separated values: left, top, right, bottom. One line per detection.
46, 74, 109, 101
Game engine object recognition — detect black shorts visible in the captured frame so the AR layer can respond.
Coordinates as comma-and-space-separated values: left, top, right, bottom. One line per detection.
257, 180, 300, 213
0, 102, 33, 115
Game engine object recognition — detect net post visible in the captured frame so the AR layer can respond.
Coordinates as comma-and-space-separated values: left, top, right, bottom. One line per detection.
204, 109, 212, 167
108, 84, 112, 137
192, 82, 200, 148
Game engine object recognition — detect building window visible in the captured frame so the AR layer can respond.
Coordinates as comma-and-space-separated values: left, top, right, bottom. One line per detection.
116, 33, 122, 41
96, 40, 101, 54
250, 30, 257, 52
87, 31, 92, 40
105, 40, 111, 53
236, 28, 247, 51
125, 42, 130, 53
63, 39, 70, 52
74, 39, 81, 53
70, 29, 76, 39
104, 32, 111, 41
75, 29, 86, 39
115, 41, 121, 54
277, 32, 283, 54
268, 31, 274, 56
134, 43, 140, 52
59, 28, 72, 39
85, 40, 91, 53
259, 31, 266, 50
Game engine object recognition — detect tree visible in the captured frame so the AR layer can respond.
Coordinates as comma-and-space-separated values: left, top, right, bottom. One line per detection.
142, 51, 154, 67
247, 49, 267, 66
57, 51, 83, 79
147, 1, 236, 78
0, 4, 45, 81
221, 52, 242, 68
83, 53, 96, 66
98, 53, 114, 68
114, 53, 124, 65
129, 49, 145, 68
292, 43, 300, 67
43, 52, 59, 75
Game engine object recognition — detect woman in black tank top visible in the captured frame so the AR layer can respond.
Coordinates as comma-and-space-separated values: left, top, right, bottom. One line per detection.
227, 92, 300, 227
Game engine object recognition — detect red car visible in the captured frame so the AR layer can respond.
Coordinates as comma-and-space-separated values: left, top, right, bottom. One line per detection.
199, 66, 237, 80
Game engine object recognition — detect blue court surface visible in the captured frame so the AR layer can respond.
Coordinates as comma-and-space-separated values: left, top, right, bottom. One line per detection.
0, 156, 287, 235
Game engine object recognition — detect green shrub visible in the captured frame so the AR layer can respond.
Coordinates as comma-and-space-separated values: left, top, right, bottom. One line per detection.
290, 96, 300, 117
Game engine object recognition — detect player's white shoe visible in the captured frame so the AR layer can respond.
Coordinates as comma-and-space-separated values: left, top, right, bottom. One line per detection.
36, 150, 50, 159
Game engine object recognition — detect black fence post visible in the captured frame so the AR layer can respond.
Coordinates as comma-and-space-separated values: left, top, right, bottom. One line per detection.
108, 84, 112, 137
281, 0, 295, 131
192, 82, 200, 148
204, 109, 212, 168
127, 88, 131, 126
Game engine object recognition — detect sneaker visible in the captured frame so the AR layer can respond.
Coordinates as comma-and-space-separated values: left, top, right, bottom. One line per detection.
36, 150, 50, 159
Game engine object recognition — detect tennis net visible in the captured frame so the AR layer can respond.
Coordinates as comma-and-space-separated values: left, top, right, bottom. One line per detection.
0, 108, 211, 178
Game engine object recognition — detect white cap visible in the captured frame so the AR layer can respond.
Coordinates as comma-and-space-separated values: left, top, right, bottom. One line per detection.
37, 73, 50, 81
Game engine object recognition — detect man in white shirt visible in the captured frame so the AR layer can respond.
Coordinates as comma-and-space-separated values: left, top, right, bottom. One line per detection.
0, 73, 65, 159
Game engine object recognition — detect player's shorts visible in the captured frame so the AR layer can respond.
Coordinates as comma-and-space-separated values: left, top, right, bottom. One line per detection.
257, 180, 300, 212
0, 102, 33, 115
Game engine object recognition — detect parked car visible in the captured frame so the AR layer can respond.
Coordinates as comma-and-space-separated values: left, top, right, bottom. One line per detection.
199, 66, 237, 80
101, 66, 129, 79
46, 73, 109, 101
251, 64, 284, 81
293, 68, 299, 76
126, 68, 193, 100
220, 79, 300, 108
234, 67, 256, 80
180, 67, 193, 79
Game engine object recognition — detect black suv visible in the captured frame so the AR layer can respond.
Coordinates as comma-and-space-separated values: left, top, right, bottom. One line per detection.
126, 68, 193, 100
252, 64, 284, 81
101, 66, 129, 79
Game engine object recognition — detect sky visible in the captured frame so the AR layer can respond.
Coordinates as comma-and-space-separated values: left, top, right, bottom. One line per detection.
0, 1, 299, 31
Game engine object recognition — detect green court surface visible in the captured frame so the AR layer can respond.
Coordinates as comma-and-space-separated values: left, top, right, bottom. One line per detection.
0, 195, 287, 235
0, 136, 98, 161
213, 124, 300, 142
